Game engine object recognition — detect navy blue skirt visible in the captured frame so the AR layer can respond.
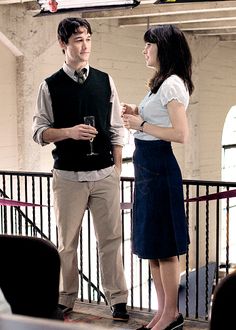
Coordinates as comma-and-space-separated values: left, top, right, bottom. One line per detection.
132, 139, 189, 259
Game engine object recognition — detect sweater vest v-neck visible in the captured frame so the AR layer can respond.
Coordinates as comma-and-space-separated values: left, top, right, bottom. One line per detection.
46, 67, 114, 171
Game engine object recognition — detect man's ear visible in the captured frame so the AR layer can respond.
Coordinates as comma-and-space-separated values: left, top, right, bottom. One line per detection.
58, 38, 66, 51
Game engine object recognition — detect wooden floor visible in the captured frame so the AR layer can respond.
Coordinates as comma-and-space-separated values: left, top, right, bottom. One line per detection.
64, 301, 209, 330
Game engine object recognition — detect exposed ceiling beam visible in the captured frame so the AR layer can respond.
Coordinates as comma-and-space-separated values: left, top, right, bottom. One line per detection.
0, 0, 32, 3
193, 27, 236, 35
118, 16, 236, 28
83, 1, 236, 19
0, 31, 23, 56
176, 19, 236, 30
220, 33, 236, 40
119, 20, 236, 31
117, 10, 236, 27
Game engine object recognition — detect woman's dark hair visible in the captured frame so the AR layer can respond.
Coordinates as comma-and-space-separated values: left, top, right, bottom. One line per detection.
57, 17, 92, 44
144, 25, 194, 95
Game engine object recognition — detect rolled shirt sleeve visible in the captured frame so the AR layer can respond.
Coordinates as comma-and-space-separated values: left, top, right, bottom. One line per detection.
32, 81, 54, 146
109, 75, 125, 147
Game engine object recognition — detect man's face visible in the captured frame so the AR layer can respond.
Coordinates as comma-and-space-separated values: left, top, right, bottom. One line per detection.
60, 27, 91, 67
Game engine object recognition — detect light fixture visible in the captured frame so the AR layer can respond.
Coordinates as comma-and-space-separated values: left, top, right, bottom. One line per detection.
35, 0, 140, 16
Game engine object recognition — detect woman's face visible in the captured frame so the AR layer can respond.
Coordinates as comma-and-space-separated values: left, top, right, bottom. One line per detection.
143, 42, 159, 70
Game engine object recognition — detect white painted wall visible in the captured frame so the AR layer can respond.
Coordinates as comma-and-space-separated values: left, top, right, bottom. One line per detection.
0, 41, 18, 170
0, 4, 236, 180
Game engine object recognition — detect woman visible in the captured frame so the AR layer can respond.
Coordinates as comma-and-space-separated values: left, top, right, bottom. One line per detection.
122, 25, 194, 330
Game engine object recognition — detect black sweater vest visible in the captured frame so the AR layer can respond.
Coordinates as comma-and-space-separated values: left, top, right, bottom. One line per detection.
46, 67, 114, 171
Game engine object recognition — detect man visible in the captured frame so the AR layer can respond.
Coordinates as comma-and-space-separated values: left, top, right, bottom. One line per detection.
32, 17, 129, 321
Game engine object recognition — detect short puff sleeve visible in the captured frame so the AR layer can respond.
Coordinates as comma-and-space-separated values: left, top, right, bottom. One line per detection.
160, 75, 189, 110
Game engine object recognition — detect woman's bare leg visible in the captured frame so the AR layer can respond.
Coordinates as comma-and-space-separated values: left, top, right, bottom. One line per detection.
146, 259, 164, 328
152, 256, 180, 330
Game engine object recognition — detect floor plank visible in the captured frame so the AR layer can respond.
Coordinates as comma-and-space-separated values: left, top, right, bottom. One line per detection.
64, 301, 209, 329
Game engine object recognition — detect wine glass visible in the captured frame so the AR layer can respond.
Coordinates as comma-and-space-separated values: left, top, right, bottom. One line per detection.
84, 116, 98, 156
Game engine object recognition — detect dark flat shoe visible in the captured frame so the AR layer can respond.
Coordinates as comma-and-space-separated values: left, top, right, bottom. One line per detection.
136, 326, 151, 330
164, 313, 184, 330
57, 304, 72, 314
112, 303, 129, 322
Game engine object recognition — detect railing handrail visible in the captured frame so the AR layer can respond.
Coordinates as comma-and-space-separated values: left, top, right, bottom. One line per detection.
1, 170, 236, 188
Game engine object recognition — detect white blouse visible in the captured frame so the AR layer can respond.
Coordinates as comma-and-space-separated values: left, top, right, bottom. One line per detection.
134, 74, 189, 141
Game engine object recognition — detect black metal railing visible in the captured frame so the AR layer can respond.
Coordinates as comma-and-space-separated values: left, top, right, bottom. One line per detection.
0, 170, 236, 321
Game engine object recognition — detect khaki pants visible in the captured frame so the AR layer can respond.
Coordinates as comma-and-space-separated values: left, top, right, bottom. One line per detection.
53, 168, 128, 308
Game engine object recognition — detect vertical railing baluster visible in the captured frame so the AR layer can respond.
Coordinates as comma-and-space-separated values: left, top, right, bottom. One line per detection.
10, 174, 14, 234
148, 265, 151, 312
139, 258, 143, 310
121, 179, 125, 265
205, 185, 209, 321
87, 212, 91, 303
32, 176, 36, 236
195, 184, 200, 319
80, 228, 84, 302
130, 192, 134, 309
2, 174, 7, 233
225, 187, 230, 275
47, 176, 52, 242
96, 242, 101, 303
24, 175, 29, 236
17, 174, 21, 235
39, 176, 43, 237
215, 186, 220, 286
185, 183, 190, 318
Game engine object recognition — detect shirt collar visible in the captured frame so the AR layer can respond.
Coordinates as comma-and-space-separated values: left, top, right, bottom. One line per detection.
63, 62, 89, 81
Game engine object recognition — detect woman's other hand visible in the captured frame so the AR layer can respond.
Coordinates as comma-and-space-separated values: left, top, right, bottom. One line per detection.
123, 114, 143, 131
121, 103, 138, 116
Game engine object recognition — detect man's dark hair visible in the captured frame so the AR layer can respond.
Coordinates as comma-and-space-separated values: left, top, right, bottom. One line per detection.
57, 17, 92, 44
